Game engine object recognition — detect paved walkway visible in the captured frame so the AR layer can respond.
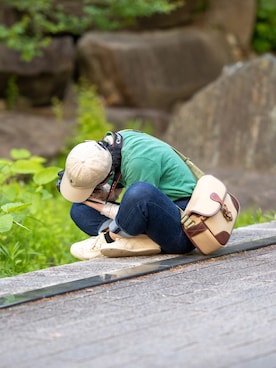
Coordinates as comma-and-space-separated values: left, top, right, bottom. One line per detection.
0, 222, 276, 368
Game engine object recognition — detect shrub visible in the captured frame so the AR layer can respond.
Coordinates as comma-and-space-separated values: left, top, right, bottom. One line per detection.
252, 0, 276, 53
0, 148, 66, 276
0, 0, 183, 61
0, 83, 114, 277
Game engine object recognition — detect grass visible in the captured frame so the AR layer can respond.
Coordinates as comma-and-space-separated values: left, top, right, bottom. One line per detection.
235, 208, 275, 228
0, 195, 86, 278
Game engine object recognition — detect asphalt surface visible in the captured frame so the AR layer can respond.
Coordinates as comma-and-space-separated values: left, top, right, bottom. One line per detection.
0, 222, 275, 368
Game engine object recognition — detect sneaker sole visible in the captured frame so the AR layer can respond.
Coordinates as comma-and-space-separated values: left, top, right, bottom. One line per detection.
70, 252, 103, 261
70, 247, 103, 261
101, 247, 161, 258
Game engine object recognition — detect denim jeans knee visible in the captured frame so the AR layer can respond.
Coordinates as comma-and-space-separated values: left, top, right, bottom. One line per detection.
114, 182, 194, 254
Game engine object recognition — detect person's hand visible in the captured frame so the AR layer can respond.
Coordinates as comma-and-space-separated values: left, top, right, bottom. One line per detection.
90, 184, 111, 202
88, 183, 123, 203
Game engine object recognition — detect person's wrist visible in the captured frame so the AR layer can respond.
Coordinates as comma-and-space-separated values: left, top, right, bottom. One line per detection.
100, 203, 119, 219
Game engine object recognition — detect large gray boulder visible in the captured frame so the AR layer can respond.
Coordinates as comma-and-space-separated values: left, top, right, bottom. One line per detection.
76, 28, 233, 111
0, 110, 75, 159
205, 0, 257, 50
164, 54, 276, 172
138, 0, 256, 52
0, 37, 75, 106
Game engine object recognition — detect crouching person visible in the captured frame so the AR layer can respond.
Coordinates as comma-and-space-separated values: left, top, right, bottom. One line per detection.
58, 130, 196, 260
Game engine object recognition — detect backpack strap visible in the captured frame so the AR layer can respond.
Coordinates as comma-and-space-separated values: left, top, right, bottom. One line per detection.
101, 131, 124, 200
172, 147, 205, 181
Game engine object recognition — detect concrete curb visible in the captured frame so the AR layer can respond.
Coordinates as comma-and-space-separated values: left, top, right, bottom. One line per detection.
0, 221, 275, 309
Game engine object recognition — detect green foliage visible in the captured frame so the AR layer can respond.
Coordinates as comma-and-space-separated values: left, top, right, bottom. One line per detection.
5, 76, 19, 110
71, 81, 114, 146
235, 208, 275, 228
83, 0, 184, 30
51, 97, 64, 122
0, 148, 66, 276
252, 0, 276, 53
0, 0, 183, 61
0, 148, 60, 228
71, 80, 154, 144
0, 197, 84, 277
0, 83, 114, 277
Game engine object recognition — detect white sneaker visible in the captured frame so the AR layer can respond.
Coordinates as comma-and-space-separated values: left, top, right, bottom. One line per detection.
70, 233, 107, 260
100, 234, 161, 258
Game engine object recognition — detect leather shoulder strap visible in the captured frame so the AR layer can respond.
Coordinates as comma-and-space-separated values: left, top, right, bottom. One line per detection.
172, 147, 205, 181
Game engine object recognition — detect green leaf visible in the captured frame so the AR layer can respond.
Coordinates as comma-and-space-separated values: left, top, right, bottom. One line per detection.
1, 202, 32, 213
29, 156, 47, 164
10, 149, 31, 160
33, 167, 62, 185
40, 189, 53, 200
10, 159, 43, 174
0, 186, 17, 203
0, 214, 13, 233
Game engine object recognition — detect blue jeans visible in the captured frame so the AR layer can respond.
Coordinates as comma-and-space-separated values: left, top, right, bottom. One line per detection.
70, 182, 194, 254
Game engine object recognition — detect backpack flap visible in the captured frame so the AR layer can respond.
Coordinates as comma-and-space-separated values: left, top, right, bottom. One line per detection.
184, 175, 227, 217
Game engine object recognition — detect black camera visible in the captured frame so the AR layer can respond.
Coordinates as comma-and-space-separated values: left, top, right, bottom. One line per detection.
56, 170, 64, 192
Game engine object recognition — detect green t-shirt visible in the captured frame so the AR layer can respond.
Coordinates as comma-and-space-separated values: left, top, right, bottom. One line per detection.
114, 130, 196, 201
